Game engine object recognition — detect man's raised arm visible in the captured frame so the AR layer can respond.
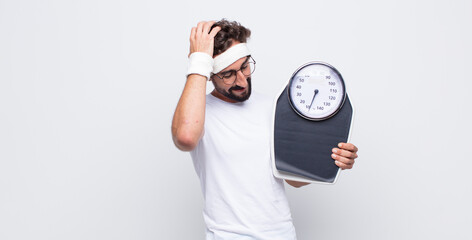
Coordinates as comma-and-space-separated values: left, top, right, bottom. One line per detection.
171, 21, 221, 151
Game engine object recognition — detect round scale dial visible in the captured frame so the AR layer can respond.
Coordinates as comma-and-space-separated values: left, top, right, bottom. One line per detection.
288, 62, 346, 121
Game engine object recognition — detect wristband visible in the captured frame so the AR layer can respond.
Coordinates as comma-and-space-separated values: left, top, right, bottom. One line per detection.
187, 52, 214, 80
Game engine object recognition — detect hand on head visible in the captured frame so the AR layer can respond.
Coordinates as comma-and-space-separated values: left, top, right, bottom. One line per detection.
189, 21, 221, 57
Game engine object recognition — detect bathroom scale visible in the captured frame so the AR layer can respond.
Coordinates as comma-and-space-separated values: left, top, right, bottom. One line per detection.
271, 62, 354, 184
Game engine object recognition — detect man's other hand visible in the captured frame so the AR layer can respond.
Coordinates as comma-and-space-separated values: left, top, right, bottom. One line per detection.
332, 142, 359, 170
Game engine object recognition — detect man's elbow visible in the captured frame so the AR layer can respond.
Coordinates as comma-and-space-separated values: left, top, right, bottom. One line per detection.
172, 132, 199, 152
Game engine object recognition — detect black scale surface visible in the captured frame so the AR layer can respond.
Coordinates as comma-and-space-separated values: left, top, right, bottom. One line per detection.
274, 87, 353, 183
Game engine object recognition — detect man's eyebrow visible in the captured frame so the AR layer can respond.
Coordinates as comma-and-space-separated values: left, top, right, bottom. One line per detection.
219, 57, 250, 75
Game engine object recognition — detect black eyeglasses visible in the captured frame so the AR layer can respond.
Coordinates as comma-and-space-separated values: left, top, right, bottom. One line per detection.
212, 56, 256, 85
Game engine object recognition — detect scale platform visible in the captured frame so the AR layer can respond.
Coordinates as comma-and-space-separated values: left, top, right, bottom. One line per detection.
271, 86, 354, 184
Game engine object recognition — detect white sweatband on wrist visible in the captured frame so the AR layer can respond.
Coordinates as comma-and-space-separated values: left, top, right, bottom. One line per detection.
212, 43, 251, 74
187, 52, 214, 80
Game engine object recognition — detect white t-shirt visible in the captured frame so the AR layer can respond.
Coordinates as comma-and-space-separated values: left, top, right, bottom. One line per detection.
190, 92, 297, 240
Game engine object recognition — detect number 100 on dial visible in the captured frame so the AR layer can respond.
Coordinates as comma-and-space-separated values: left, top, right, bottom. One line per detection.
288, 62, 346, 121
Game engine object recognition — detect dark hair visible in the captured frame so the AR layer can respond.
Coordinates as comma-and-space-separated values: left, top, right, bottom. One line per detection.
211, 19, 251, 57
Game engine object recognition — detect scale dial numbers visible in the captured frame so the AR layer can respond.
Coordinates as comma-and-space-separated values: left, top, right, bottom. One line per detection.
288, 63, 346, 121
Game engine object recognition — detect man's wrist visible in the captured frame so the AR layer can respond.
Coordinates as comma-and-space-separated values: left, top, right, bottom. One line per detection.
187, 52, 214, 80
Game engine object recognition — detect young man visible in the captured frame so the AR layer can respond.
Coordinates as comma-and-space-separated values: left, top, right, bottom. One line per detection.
172, 20, 359, 239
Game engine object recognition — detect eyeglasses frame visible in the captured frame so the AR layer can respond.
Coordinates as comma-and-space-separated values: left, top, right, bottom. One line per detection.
211, 56, 256, 85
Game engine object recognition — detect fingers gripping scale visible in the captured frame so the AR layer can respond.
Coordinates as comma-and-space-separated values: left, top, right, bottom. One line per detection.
271, 62, 355, 184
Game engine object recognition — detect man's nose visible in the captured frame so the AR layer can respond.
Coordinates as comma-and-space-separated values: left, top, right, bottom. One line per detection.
235, 70, 248, 86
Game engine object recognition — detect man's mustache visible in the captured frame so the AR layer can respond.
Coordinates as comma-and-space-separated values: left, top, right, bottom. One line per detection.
230, 85, 245, 91
229, 77, 251, 91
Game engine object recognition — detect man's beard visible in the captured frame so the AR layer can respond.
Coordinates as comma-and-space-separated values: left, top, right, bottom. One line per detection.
212, 77, 252, 102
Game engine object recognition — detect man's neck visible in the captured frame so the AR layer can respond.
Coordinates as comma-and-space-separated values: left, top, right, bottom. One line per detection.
211, 90, 238, 103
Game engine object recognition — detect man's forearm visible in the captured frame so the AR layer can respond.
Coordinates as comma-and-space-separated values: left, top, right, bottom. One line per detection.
171, 74, 207, 151
285, 180, 311, 188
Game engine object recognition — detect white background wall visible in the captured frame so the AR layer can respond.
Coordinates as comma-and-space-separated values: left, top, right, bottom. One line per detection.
1, 0, 471, 239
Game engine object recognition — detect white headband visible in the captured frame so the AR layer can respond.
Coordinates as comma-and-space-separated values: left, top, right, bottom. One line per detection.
212, 43, 251, 74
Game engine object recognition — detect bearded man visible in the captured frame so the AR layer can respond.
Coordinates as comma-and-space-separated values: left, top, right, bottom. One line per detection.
172, 19, 359, 240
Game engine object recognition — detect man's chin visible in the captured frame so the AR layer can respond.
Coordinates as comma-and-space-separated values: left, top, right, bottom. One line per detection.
228, 89, 250, 102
